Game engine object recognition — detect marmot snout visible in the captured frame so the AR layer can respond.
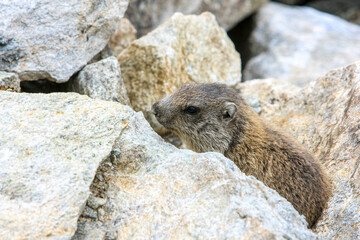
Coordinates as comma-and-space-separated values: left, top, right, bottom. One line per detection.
152, 83, 331, 228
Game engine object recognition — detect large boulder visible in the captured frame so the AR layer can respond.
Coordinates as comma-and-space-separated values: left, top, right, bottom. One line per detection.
307, 0, 360, 25
0, 92, 132, 239
244, 2, 360, 86
239, 62, 360, 239
0, 0, 128, 83
73, 105, 318, 239
118, 12, 241, 113
125, 0, 268, 37
69, 56, 130, 105
0, 91, 318, 239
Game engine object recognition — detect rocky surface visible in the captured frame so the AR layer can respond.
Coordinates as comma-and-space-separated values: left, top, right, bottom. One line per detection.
109, 18, 137, 57
0, 92, 133, 239
69, 56, 130, 104
125, 0, 268, 37
0, 0, 128, 83
0, 72, 20, 92
118, 12, 241, 113
244, 2, 360, 86
239, 62, 360, 239
73, 107, 318, 240
307, 0, 360, 25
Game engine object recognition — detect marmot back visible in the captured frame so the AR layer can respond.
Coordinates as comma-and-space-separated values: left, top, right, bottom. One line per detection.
152, 83, 331, 228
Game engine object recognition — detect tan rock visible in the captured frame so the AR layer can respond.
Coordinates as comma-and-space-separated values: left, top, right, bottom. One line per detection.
239, 62, 360, 239
109, 18, 137, 57
118, 12, 241, 112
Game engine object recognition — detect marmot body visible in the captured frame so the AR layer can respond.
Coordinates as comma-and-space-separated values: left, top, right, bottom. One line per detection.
152, 83, 331, 228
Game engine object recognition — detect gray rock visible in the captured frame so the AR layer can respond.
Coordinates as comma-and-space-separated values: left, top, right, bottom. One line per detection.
307, 0, 360, 25
69, 57, 130, 105
0, 0, 128, 83
87, 195, 107, 210
239, 62, 360, 239
0, 72, 20, 92
0, 92, 133, 239
73, 107, 319, 239
125, 0, 268, 37
244, 2, 360, 86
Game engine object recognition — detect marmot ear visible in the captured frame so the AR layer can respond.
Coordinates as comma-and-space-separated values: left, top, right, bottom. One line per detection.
222, 102, 237, 120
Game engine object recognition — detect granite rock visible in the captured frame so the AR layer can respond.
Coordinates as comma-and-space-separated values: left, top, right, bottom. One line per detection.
118, 12, 241, 112
73, 108, 318, 240
0, 0, 128, 83
126, 0, 268, 37
0, 92, 133, 239
0, 72, 20, 92
239, 62, 360, 239
109, 18, 137, 57
70, 56, 130, 105
244, 2, 360, 86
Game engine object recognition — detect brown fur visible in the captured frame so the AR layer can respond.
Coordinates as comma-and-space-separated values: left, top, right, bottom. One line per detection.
152, 83, 331, 228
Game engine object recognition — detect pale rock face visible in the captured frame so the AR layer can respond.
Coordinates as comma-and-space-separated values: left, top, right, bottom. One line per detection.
0, 72, 20, 92
118, 12, 241, 112
244, 2, 360, 87
70, 56, 130, 105
0, 92, 133, 239
109, 18, 137, 57
125, 0, 269, 37
0, 0, 128, 83
239, 62, 360, 239
73, 109, 318, 240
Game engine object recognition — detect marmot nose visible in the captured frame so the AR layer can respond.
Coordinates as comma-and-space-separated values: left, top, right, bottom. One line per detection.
151, 101, 160, 117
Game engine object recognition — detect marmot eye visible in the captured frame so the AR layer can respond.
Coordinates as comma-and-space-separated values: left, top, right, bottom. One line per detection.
185, 106, 199, 115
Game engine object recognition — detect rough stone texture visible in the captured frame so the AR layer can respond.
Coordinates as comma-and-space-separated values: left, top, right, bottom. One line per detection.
0, 0, 128, 83
307, 0, 360, 25
0, 92, 133, 239
118, 12, 241, 112
272, 0, 305, 4
73, 109, 318, 240
126, 0, 268, 37
0, 71, 20, 92
109, 18, 137, 57
69, 57, 130, 105
239, 62, 360, 239
244, 2, 360, 87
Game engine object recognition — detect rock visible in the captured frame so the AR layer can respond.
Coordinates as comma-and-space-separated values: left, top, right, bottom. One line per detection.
243, 2, 360, 86
307, 0, 360, 25
0, 91, 133, 239
69, 57, 130, 105
0, 0, 128, 83
272, 0, 305, 5
239, 62, 360, 239
0, 72, 20, 92
109, 18, 137, 57
118, 12, 241, 112
125, 0, 268, 37
73, 109, 318, 239
86, 195, 107, 210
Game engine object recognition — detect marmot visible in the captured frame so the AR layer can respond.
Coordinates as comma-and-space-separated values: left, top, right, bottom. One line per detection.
152, 83, 331, 228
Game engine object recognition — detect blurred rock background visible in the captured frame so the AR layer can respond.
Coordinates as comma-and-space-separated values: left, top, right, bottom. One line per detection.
1, 0, 359, 239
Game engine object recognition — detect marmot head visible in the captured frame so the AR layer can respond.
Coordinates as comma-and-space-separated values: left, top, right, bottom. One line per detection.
152, 83, 249, 153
